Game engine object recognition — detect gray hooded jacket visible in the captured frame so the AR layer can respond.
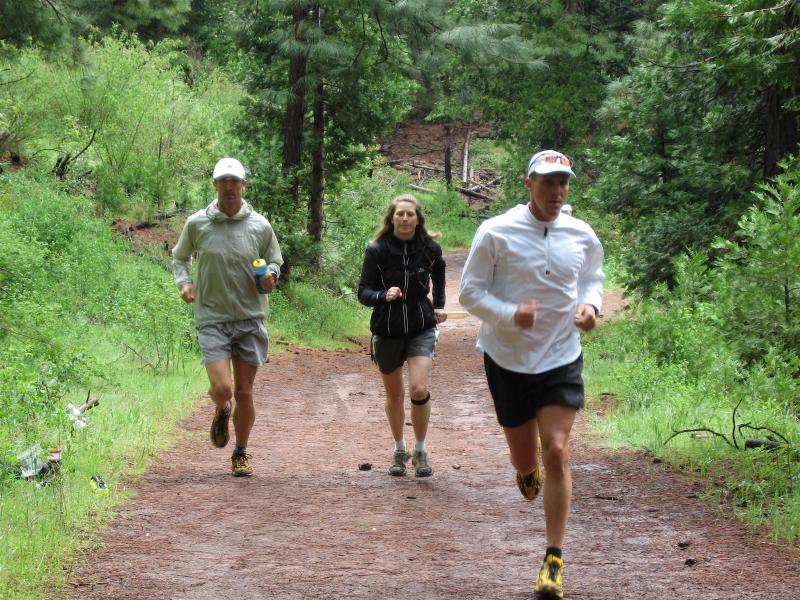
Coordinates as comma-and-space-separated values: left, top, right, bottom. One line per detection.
172, 199, 283, 327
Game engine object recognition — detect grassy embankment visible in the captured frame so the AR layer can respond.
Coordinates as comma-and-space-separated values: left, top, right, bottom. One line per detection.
0, 163, 487, 598
582, 279, 800, 544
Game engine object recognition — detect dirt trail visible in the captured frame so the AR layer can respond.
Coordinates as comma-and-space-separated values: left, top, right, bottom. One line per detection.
67, 253, 799, 599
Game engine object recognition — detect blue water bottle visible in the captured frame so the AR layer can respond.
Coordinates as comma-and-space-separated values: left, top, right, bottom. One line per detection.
252, 259, 270, 294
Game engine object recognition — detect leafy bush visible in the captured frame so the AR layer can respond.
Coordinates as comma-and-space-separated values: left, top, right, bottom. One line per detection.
711, 161, 800, 363
0, 175, 196, 459
583, 162, 800, 540
0, 34, 246, 214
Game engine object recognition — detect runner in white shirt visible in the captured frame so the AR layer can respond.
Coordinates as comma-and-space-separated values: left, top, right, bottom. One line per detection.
459, 150, 603, 600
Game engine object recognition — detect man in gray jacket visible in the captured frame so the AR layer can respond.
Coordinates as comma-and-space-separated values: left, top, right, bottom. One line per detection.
172, 157, 283, 476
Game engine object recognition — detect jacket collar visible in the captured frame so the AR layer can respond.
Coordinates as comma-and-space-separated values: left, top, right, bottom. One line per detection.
385, 230, 425, 254
206, 199, 253, 222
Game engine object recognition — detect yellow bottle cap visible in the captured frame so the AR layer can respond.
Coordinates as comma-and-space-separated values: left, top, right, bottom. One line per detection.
252, 259, 266, 268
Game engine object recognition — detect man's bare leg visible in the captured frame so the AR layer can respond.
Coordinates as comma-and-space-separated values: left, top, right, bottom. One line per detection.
231, 357, 259, 449
205, 358, 233, 411
537, 404, 577, 548
502, 419, 541, 476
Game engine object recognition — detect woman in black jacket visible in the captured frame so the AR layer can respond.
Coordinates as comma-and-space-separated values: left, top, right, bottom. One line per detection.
358, 194, 447, 477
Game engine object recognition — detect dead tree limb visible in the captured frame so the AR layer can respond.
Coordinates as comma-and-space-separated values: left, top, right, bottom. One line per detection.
77, 390, 100, 413
458, 187, 494, 201
468, 179, 500, 193
664, 428, 733, 447
664, 395, 792, 454
152, 208, 193, 220
53, 129, 96, 180
411, 160, 444, 172
738, 424, 790, 447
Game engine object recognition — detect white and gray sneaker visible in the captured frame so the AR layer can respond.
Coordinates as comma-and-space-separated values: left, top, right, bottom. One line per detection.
388, 449, 410, 476
412, 449, 433, 477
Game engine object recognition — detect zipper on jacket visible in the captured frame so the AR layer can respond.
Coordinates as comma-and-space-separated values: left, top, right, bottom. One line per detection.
380, 269, 391, 335
402, 242, 409, 334
544, 226, 551, 275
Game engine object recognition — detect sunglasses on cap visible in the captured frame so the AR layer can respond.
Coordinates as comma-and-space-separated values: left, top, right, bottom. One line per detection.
534, 153, 573, 167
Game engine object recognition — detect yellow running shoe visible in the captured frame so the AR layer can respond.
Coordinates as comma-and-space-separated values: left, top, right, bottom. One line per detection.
534, 554, 564, 599
516, 468, 543, 501
231, 452, 253, 477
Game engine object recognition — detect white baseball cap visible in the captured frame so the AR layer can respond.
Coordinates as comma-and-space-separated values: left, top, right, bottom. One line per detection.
527, 150, 575, 178
212, 157, 247, 180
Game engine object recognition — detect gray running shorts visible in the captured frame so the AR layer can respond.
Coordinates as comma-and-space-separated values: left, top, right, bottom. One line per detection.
371, 328, 438, 374
197, 318, 269, 367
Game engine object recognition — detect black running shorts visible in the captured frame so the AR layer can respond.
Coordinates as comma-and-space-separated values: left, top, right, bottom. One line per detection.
483, 353, 584, 428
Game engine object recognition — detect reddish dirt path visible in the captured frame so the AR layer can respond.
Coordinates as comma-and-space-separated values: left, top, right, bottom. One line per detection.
66, 253, 799, 599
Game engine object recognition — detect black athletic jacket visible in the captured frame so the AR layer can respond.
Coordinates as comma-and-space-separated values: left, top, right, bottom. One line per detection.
358, 232, 446, 338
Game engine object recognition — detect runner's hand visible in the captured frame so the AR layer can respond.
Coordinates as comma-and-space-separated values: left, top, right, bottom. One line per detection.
575, 304, 597, 332
261, 273, 277, 293
180, 283, 195, 304
385, 287, 403, 302
514, 300, 537, 329
434, 309, 447, 324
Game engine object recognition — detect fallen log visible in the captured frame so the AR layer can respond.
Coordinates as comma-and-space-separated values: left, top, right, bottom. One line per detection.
152, 208, 193, 220
744, 439, 782, 450
411, 160, 445, 173
458, 187, 494, 201
467, 179, 500, 193
410, 184, 436, 194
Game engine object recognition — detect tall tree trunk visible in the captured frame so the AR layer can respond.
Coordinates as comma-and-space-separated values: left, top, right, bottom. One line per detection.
283, 5, 308, 204
565, 1, 583, 15
309, 83, 325, 247
443, 123, 452, 190
461, 122, 472, 184
764, 84, 799, 177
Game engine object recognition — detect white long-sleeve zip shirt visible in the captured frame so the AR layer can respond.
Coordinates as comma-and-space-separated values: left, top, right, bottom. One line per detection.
459, 204, 604, 374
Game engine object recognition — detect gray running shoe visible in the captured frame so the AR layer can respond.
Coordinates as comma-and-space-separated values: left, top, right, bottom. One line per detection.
412, 449, 433, 477
388, 449, 410, 476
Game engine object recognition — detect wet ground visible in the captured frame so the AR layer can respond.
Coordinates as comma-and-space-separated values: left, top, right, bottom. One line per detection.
66, 253, 800, 599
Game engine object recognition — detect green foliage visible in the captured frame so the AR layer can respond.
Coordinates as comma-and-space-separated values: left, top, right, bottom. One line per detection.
0, 48, 57, 158
588, 0, 800, 293
269, 282, 366, 348
273, 166, 479, 293
0, 35, 246, 214
0, 170, 377, 597
469, 1, 653, 158
0, 0, 191, 51
0, 339, 207, 599
711, 159, 800, 360
583, 160, 800, 541
664, 0, 800, 91
585, 306, 800, 541
0, 176, 194, 452
0, 1, 85, 49
234, 1, 423, 262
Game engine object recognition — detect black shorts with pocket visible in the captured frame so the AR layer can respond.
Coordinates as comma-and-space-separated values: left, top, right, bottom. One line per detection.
483, 353, 584, 428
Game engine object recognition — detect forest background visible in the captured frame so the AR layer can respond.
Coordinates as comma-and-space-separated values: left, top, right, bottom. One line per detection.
0, 1, 798, 597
